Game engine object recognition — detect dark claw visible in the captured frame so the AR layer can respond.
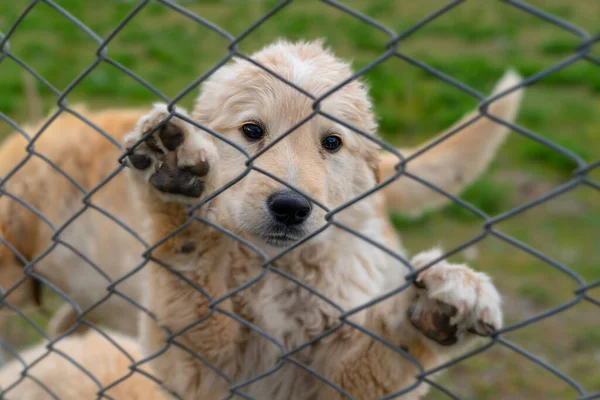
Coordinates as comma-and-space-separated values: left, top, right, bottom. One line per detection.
159, 123, 185, 151
469, 321, 496, 337
414, 279, 427, 289
129, 153, 152, 170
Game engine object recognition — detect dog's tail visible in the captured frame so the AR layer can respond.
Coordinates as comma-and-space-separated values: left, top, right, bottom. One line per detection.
380, 69, 524, 217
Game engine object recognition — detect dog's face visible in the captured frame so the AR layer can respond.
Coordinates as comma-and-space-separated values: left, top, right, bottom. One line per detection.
193, 40, 380, 248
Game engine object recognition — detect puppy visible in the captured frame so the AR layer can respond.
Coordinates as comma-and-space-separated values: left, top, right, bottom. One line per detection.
0, 107, 149, 337
0, 39, 522, 399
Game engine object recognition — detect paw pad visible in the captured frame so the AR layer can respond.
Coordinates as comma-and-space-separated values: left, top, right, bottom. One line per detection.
408, 298, 461, 346
127, 113, 211, 199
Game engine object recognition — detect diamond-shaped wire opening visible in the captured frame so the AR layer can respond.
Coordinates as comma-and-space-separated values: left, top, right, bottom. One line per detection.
85, 0, 233, 106
0, 1, 102, 94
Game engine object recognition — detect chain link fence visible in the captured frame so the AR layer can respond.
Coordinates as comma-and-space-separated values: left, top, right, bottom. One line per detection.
0, 0, 598, 399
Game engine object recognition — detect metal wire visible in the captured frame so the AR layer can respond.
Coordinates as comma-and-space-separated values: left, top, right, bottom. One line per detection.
0, 0, 597, 399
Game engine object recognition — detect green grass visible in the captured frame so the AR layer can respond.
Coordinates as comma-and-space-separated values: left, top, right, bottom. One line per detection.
0, 1, 598, 399
517, 281, 555, 307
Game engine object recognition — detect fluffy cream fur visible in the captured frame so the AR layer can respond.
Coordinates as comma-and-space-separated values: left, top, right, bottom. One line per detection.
0, 39, 523, 399
0, 329, 165, 399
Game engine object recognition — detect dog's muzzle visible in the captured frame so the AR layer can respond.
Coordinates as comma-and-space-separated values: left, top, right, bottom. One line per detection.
260, 191, 313, 247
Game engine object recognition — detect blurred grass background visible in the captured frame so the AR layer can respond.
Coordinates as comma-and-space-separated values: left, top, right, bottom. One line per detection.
0, 1, 598, 399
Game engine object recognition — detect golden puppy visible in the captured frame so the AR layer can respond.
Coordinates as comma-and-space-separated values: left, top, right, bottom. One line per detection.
0, 107, 149, 337
0, 39, 522, 399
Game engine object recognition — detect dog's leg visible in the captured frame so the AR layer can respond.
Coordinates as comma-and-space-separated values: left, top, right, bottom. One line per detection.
321, 248, 502, 399
125, 104, 238, 398
381, 70, 523, 217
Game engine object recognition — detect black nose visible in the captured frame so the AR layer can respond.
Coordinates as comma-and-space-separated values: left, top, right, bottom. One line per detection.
267, 192, 312, 226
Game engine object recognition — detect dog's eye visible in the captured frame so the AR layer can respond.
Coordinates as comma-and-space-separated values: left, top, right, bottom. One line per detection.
241, 123, 265, 141
321, 135, 343, 152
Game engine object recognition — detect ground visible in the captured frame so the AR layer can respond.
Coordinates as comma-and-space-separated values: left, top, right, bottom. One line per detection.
0, 1, 598, 399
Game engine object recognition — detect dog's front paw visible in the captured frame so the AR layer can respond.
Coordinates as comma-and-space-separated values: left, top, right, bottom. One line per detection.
124, 104, 218, 203
408, 249, 502, 346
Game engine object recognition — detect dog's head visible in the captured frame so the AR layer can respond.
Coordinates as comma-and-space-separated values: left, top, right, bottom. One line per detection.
193, 40, 381, 248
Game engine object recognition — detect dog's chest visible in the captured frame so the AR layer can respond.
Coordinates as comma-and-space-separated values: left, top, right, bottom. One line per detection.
230, 274, 342, 400
226, 246, 387, 358
230, 272, 340, 354
223, 240, 395, 399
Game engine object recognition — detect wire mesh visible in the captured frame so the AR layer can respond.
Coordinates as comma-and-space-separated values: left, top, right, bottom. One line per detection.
0, 0, 597, 399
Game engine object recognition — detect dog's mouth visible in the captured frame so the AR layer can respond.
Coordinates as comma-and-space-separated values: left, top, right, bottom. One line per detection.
259, 227, 306, 248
